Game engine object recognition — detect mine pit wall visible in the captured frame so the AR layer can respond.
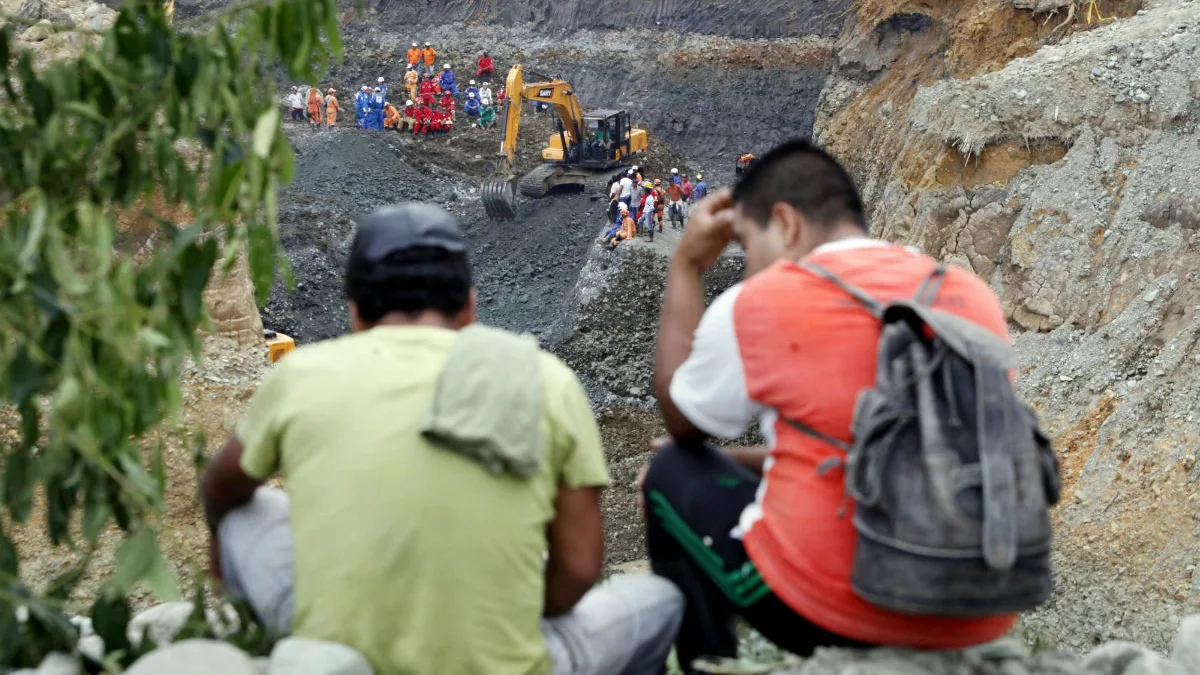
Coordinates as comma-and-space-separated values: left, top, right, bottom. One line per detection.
816, 0, 1200, 652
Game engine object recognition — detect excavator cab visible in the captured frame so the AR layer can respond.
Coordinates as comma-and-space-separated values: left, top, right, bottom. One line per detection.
482, 66, 648, 220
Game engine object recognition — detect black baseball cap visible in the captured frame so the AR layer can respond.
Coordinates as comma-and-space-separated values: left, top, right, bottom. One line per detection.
349, 203, 467, 266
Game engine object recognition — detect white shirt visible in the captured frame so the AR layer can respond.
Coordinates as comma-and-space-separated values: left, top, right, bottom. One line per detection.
619, 177, 633, 199
289, 92, 304, 109
608, 181, 622, 200
643, 194, 656, 212
479, 87, 493, 105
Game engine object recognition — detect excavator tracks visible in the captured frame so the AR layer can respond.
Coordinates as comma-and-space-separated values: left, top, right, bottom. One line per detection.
584, 170, 619, 199
518, 164, 559, 198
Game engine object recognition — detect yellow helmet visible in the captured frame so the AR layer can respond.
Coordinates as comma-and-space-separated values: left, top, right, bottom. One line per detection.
643, 181, 652, 189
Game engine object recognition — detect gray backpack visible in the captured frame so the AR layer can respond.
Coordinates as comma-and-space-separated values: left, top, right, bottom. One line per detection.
785, 262, 1061, 617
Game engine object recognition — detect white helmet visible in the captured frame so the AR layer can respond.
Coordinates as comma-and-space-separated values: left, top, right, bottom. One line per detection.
361, 85, 368, 91
469, 80, 476, 85
443, 63, 451, 69
411, 42, 418, 47
424, 41, 431, 46
377, 76, 384, 83
671, 167, 678, 174
696, 173, 703, 179
469, 92, 475, 97
632, 165, 639, 171
406, 99, 414, 105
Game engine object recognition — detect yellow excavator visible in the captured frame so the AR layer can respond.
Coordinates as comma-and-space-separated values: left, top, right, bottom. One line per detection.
482, 65, 649, 220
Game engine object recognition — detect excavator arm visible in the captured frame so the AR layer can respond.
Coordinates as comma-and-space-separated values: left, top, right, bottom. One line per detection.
484, 65, 587, 219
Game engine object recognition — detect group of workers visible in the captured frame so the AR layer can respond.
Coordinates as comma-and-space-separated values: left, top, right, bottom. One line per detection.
605, 166, 708, 247
289, 86, 340, 129
287, 43, 506, 135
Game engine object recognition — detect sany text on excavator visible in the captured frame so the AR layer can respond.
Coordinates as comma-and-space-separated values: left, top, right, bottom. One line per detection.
482, 65, 648, 220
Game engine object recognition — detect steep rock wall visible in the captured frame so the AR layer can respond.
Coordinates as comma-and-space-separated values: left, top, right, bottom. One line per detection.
816, 0, 1197, 651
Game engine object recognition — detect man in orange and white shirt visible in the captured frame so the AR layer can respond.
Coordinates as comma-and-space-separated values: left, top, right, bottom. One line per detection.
643, 140, 1017, 672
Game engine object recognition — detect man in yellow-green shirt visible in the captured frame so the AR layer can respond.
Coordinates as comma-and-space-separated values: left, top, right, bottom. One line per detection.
200, 203, 682, 675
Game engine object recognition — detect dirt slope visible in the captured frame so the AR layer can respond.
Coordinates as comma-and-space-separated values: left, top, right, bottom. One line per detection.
816, 0, 1199, 651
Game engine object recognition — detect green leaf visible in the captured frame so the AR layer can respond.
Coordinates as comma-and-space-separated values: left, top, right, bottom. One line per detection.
18, 192, 47, 273
0, 528, 18, 577
117, 454, 157, 501
81, 478, 111, 543
6, 344, 46, 406
0, 598, 20, 664
89, 591, 131, 660
178, 238, 217, 328
114, 527, 180, 601
251, 108, 279, 159
45, 550, 91, 601
5, 442, 35, 523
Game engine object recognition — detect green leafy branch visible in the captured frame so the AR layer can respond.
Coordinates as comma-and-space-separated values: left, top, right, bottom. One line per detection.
0, 0, 340, 665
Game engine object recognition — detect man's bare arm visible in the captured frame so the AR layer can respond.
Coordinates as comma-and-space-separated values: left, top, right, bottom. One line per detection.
200, 437, 263, 533
655, 191, 737, 442
544, 485, 605, 617
722, 446, 770, 476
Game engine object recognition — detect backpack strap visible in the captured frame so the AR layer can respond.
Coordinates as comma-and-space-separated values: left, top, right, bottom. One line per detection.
799, 262, 884, 318
781, 416, 851, 453
913, 264, 947, 306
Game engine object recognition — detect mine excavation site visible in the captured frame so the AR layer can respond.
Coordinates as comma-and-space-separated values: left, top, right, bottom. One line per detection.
4, 0, 1200, 672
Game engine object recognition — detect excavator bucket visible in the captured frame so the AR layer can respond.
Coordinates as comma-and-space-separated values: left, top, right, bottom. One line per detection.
482, 179, 518, 220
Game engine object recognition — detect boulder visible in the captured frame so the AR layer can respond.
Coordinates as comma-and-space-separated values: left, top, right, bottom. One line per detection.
127, 601, 193, 648
1083, 641, 1188, 675
124, 639, 259, 675
1169, 615, 1200, 673
20, 19, 55, 42
267, 637, 373, 675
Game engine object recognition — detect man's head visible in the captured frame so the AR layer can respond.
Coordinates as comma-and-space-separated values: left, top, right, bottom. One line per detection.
425, 41, 431, 47
412, 41, 418, 48
730, 139, 866, 276
345, 204, 476, 332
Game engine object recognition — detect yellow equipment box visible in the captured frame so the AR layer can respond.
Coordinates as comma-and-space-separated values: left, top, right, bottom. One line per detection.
265, 329, 295, 364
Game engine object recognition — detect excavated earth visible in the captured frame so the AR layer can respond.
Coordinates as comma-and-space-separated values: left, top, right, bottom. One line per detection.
256, 0, 1200, 655
5, 0, 1193, 669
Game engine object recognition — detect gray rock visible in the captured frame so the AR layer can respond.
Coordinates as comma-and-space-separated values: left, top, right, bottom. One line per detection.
34, 653, 78, 675
1133, 89, 1152, 103
124, 639, 259, 675
1169, 615, 1200, 671
268, 637, 373, 675
75, 635, 104, 663
20, 19, 54, 42
1083, 641, 1187, 675
127, 601, 193, 648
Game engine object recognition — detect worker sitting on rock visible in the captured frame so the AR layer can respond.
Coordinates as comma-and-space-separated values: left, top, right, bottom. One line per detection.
201, 202, 683, 675
465, 80, 480, 101
605, 202, 636, 249
496, 85, 507, 108
476, 50, 494, 78
402, 99, 418, 133
354, 85, 369, 128
463, 92, 481, 120
404, 65, 419, 102
383, 102, 401, 130
406, 42, 422, 69
439, 90, 456, 118
643, 140, 1022, 669
421, 41, 436, 76
479, 82, 493, 107
419, 75, 437, 106
324, 89, 339, 129
438, 64, 458, 98
477, 103, 496, 129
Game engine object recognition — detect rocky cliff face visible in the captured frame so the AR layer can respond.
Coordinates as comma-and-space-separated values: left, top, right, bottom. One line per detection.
816, 0, 1199, 651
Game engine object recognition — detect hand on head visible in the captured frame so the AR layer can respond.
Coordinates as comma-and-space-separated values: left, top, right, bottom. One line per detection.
675, 189, 735, 271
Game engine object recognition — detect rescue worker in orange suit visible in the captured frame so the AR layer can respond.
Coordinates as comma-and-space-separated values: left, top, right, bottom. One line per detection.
306, 86, 323, 127
616, 203, 637, 246
421, 42, 437, 77
383, 102, 400, 130
476, 50, 494, 78
406, 42, 422, 69
404, 65, 419, 103
324, 89, 339, 128
419, 76, 437, 106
